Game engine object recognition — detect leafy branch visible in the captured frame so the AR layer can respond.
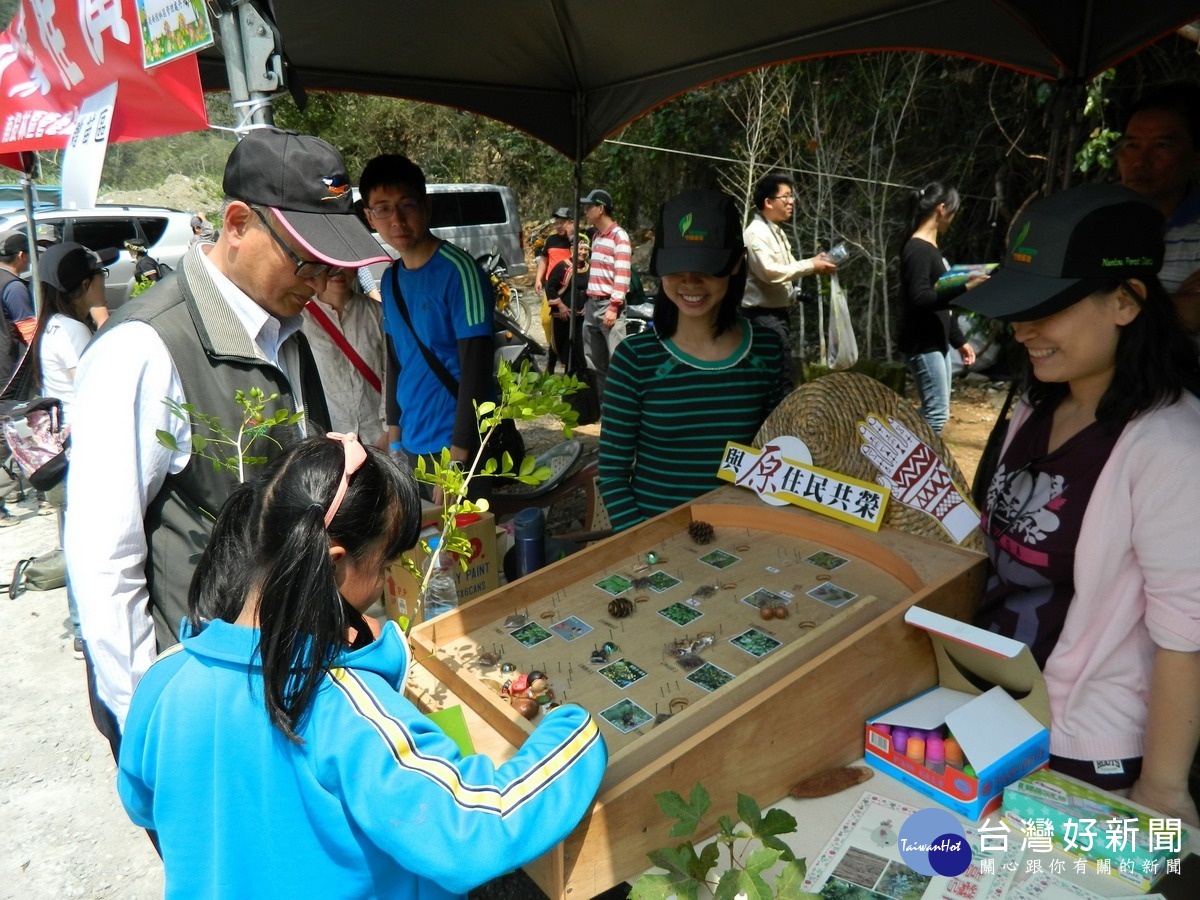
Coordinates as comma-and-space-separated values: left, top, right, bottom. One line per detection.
156, 387, 304, 485
631, 783, 819, 900
403, 359, 583, 629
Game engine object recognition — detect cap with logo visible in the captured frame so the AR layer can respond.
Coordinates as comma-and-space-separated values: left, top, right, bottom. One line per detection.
579, 189, 613, 210
39, 242, 119, 293
35, 223, 60, 245
960, 184, 1164, 323
0, 230, 29, 255
650, 189, 744, 277
552, 207, 572, 220
222, 128, 389, 269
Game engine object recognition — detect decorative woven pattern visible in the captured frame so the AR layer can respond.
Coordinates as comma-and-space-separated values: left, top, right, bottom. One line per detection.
754, 372, 984, 551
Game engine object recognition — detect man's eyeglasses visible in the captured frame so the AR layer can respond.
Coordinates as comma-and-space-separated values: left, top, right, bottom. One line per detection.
363, 199, 423, 222
249, 206, 343, 280
771, 193, 795, 203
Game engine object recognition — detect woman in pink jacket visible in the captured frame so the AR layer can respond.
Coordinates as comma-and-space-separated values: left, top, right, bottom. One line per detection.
962, 184, 1200, 826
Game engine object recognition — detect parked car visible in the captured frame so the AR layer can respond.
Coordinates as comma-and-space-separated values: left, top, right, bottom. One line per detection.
0, 205, 194, 308
353, 183, 527, 276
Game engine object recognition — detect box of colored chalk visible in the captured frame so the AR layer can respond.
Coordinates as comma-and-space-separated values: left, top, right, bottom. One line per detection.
864, 606, 1050, 819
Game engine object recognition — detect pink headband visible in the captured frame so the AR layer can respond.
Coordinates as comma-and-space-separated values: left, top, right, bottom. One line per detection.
324, 432, 367, 527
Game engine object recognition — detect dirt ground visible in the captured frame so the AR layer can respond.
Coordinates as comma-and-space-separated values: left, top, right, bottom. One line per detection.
0, 349, 1003, 897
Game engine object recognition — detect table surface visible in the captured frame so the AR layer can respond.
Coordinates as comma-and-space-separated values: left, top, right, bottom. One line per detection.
405, 660, 1196, 900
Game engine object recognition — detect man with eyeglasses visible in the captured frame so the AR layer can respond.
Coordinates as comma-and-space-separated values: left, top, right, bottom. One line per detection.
358, 153, 496, 500
64, 128, 388, 754
742, 172, 838, 385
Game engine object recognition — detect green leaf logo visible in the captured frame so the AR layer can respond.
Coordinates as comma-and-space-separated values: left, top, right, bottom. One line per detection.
1014, 222, 1030, 246
679, 213, 693, 237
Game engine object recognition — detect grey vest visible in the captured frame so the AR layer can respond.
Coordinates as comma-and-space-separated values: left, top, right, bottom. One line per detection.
102, 247, 330, 650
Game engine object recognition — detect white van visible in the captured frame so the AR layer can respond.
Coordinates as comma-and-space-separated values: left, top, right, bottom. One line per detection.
354, 183, 527, 276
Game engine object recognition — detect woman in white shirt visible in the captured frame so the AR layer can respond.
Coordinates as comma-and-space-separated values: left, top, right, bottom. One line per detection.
26, 241, 113, 660
28, 242, 112, 421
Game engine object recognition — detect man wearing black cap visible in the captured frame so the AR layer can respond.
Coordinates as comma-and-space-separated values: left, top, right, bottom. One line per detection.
0, 230, 35, 381
534, 207, 575, 298
580, 189, 631, 400
64, 128, 388, 747
534, 207, 576, 372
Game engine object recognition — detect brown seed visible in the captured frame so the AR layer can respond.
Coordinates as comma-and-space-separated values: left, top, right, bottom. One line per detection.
760, 605, 775, 621
773, 604, 789, 620
510, 697, 540, 720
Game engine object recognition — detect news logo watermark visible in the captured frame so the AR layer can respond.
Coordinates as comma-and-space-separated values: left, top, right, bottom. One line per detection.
898, 808, 972, 877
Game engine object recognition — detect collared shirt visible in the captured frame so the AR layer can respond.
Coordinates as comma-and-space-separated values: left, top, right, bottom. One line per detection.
742, 212, 817, 310
586, 221, 632, 306
301, 292, 386, 444
65, 245, 306, 729
1162, 189, 1200, 294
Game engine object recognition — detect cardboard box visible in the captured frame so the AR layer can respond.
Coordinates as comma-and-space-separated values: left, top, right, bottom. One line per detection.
383, 507, 500, 626
865, 605, 1050, 819
1003, 769, 1187, 892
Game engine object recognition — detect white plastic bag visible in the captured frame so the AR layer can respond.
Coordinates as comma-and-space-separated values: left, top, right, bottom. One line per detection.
827, 272, 859, 371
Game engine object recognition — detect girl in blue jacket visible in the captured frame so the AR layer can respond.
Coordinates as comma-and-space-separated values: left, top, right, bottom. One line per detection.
118, 433, 606, 899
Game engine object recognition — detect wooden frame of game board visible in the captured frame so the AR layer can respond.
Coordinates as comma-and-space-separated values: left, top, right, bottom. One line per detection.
409, 485, 985, 898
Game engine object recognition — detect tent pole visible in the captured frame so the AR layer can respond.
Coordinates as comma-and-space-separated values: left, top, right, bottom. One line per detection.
218, 0, 283, 130
19, 162, 42, 317
566, 91, 585, 373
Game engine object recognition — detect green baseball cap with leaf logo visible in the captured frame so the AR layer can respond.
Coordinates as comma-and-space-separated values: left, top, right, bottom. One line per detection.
961, 184, 1163, 322
651, 189, 743, 277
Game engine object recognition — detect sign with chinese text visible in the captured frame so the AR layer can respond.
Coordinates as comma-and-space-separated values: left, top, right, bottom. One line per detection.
137, 0, 214, 69
717, 438, 889, 532
61, 81, 116, 208
0, 0, 207, 156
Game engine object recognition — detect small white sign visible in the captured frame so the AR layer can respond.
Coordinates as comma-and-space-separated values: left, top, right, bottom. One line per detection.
60, 82, 118, 210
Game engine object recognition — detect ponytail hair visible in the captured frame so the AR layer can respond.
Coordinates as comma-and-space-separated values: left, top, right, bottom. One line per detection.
907, 181, 961, 235
187, 436, 422, 742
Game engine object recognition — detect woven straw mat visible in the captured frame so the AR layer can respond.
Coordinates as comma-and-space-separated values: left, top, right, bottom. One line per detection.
754, 372, 984, 551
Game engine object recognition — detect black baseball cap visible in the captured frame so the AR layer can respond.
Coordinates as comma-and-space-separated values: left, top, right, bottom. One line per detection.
580, 189, 613, 209
552, 207, 572, 219
0, 230, 29, 255
961, 184, 1164, 323
223, 128, 389, 269
650, 189, 744, 277
39, 242, 119, 293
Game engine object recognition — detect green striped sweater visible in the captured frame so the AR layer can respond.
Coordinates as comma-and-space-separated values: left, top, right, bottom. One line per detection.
598, 320, 788, 531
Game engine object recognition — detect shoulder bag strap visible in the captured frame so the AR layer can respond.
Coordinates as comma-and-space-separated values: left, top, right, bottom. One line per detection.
388, 264, 460, 399
304, 300, 381, 393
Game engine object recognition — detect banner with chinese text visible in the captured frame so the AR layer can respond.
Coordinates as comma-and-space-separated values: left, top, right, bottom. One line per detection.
0, 0, 208, 156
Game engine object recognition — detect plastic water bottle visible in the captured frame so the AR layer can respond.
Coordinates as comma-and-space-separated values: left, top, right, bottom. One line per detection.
422, 537, 459, 620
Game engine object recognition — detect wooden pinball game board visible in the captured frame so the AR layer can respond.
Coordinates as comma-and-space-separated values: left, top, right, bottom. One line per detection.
409, 485, 986, 899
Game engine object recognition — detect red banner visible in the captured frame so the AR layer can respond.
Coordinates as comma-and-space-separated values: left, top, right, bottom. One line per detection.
0, 0, 208, 159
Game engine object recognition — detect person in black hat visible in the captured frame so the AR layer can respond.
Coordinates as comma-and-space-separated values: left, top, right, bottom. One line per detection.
24, 241, 119, 656
598, 189, 788, 532
0, 229, 35, 382
580, 188, 631, 401
63, 128, 389, 756
960, 183, 1200, 824
534, 206, 577, 372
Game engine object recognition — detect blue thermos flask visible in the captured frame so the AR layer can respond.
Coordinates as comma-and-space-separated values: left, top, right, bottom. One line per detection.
513, 507, 546, 578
